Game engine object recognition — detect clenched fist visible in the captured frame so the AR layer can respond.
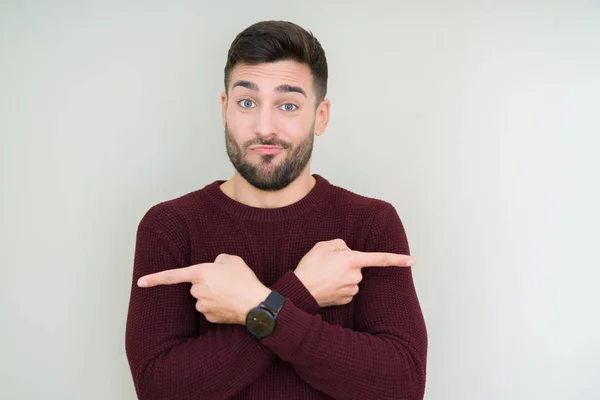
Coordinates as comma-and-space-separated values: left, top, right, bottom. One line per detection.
293, 239, 415, 307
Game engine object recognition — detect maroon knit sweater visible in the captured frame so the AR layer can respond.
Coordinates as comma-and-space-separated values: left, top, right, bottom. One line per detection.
125, 174, 427, 400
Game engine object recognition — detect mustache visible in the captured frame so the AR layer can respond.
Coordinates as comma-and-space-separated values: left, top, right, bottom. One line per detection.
244, 138, 291, 149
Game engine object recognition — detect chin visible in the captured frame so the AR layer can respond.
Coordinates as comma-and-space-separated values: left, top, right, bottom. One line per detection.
251, 155, 281, 168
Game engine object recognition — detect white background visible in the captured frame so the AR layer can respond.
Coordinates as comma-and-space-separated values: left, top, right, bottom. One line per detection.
1, 1, 599, 399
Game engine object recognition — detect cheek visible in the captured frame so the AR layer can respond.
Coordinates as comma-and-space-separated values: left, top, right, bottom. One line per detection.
273, 114, 311, 136
225, 112, 244, 134
224, 104, 235, 124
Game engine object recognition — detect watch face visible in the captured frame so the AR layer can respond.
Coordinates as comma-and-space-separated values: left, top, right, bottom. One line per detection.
246, 308, 275, 338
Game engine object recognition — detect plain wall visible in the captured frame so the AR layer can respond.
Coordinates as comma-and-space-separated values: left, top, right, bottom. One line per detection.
1, 1, 599, 399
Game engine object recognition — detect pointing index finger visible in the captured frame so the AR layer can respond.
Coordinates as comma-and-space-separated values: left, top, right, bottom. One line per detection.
351, 251, 416, 268
137, 265, 202, 288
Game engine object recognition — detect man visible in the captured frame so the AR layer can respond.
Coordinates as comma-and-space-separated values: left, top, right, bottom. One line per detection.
125, 20, 427, 400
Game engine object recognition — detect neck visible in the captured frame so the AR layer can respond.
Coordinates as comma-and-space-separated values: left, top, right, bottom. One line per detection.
220, 168, 316, 209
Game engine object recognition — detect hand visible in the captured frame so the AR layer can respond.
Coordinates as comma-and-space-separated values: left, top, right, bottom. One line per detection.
137, 254, 271, 325
294, 239, 416, 307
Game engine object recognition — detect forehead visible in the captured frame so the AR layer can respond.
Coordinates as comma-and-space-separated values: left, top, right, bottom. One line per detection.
229, 60, 314, 96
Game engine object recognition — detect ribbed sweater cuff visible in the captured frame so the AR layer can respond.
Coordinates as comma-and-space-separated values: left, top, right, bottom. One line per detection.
260, 300, 314, 361
271, 270, 320, 315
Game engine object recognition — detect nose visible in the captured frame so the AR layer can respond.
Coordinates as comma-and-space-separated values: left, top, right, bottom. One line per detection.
253, 106, 276, 138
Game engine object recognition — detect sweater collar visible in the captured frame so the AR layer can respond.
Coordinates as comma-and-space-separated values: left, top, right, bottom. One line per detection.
203, 174, 332, 222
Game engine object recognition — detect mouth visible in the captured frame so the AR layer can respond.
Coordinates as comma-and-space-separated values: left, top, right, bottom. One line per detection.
250, 145, 284, 155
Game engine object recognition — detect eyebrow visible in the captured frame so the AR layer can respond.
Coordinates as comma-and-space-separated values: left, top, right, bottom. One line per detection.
232, 80, 307, 98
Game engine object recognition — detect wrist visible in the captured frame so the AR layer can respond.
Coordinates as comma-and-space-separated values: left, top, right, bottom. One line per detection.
272, 270, 320, 314
292, 270, 305, 286
245, 290, 286, 339
240, 285, 271, 325
292, 270, 312, 294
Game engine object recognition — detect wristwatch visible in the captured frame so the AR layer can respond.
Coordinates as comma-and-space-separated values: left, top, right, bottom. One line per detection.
245, 290, 285, 339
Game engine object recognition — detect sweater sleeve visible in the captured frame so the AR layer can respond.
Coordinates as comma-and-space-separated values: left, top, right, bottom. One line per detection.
125, 204, 320, 400
259, 203, 428, 400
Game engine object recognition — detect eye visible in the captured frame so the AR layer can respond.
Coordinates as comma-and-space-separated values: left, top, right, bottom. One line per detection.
238, 99, 256, 108
280, 103, 297, 112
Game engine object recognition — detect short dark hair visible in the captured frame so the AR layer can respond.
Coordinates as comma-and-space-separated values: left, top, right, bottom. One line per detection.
224, 20, 328, 103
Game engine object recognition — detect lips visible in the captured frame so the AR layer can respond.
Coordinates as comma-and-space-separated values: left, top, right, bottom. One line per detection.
251, 146, 283, 155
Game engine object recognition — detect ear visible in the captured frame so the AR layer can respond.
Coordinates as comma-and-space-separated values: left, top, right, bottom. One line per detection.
314, 98, 330, 137
220, 91, 227, 127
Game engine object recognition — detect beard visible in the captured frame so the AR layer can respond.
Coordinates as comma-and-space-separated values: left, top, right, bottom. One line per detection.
224, 123, 315, 191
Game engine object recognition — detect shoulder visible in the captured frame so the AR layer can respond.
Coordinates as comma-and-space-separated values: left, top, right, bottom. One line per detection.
325, 178, 399, 220
323, 177, 408, 252
136, 183, 213, 234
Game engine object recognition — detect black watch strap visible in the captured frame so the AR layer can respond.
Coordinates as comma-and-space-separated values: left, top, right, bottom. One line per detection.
261, 290, 285, 317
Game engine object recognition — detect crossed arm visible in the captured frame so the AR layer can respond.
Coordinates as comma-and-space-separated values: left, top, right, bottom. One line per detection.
125, 205, 427, 400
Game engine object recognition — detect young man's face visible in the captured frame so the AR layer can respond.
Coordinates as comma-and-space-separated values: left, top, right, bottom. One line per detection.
221, 60, 329, 191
